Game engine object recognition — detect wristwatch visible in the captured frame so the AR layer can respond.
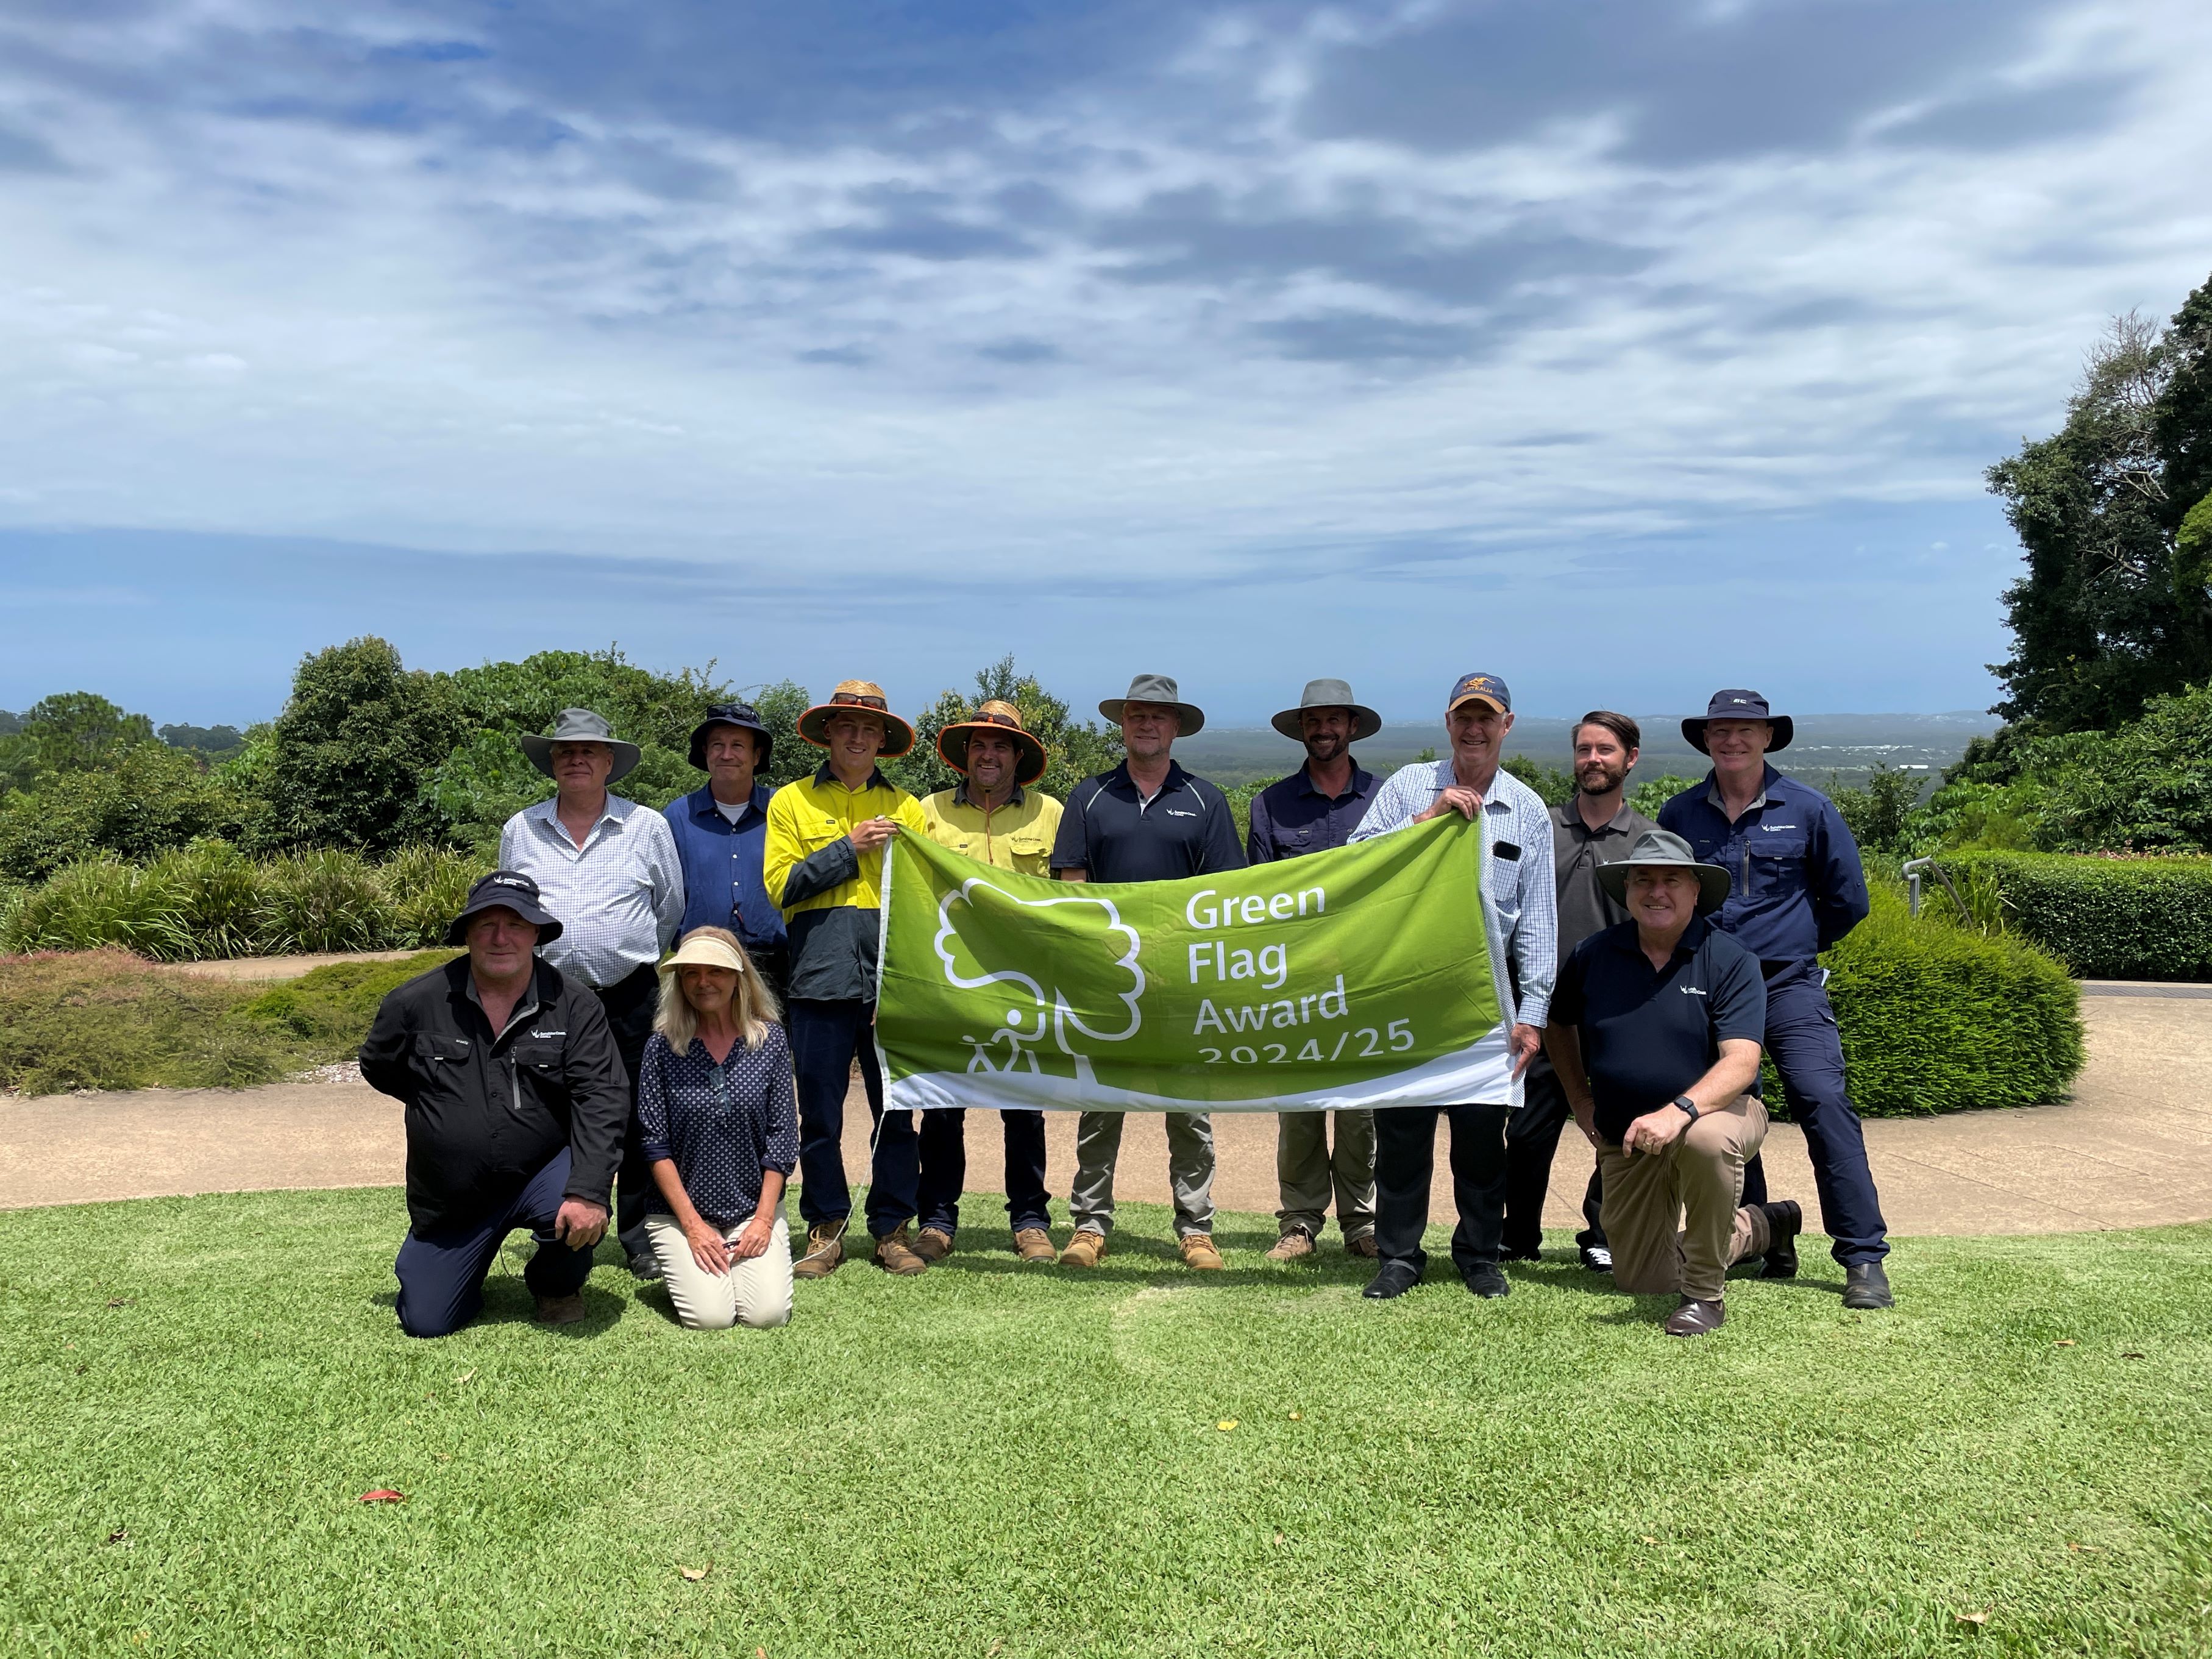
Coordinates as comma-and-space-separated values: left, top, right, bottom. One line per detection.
1671, 1095, 1701, 1123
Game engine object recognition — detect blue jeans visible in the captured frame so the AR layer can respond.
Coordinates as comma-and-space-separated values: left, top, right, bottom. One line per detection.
393, 1149, 595, 1338
1740, 961, 1890, 1266
916, 1109, 1053, 1237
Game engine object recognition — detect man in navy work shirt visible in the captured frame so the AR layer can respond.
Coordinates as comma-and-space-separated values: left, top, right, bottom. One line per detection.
1659, 689, 1894, 1311
1545, 830, 1804, 1337
1051, 673, 1246, 1271
663, 702, 789, 1006
1247, 677, 1384, 1264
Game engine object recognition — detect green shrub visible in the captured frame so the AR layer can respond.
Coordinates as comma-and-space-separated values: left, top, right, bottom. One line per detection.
1815, 889, 2085, 1116
1629, 773, 1699, 818
0, 742, 254, 881
0, 950, 280, 1094
1938, 851, 2212, 980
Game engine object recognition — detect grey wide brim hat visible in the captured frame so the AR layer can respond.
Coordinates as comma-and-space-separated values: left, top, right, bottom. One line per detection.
519, 707, 642, 784
1099, 672, 1205, 735
1595, 829, 1732, 915
1683, 688, 1793, 755
1270, 677, 1381, 743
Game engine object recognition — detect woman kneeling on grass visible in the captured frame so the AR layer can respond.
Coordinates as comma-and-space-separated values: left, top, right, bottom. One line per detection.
638, 927, 797, 1329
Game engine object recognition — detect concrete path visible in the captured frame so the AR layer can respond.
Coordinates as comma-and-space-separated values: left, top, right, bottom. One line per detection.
3, 993, 2207, 1237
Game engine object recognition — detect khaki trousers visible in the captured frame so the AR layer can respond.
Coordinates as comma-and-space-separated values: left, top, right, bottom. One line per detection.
1598, 1096, 1773, 1303
642, 1213, 794, 1330
1275, 1109, 1376, 1240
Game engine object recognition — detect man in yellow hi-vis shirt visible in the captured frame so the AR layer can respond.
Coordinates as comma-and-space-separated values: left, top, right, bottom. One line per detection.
916, 701, 1065, 1265
763, 680, 928, 1281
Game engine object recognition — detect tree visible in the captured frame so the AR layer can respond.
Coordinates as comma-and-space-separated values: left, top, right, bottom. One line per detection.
2031, 682, 2212, 852
888, 656, 1123, 801
0, 744, 253, 881
0, 692, 156, 790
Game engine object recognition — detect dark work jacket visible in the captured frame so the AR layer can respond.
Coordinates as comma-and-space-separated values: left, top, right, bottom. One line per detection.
360, 957, 630, 1235
1657, 766, 1871, 966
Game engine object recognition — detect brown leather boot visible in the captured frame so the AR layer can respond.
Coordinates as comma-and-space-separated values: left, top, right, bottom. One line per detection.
874, 1223, 929, 1276
1179, 1232, 1225, 1271
1058, 1229, 1107, 1268
1345, 1232, 1379, 1260
533, 1293, 586, 1325
1664, 1298, 1725, 1337
792, 1224, 845, 1281
1265, 1229, 1316, 1263
913, 1226, 955, 1263
1012, 1227, 1056, 1263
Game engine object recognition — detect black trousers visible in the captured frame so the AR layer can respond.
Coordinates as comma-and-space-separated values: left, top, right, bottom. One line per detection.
1504, 1057, 1606, 1256
589, 963, 661, 1257
1373, 1102, 1510, 1279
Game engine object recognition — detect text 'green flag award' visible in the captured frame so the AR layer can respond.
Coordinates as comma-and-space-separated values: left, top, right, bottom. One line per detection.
876, 815, 1508, 1112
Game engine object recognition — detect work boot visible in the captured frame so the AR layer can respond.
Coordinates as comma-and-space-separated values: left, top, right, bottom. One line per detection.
912, 1226, 955, 1264
533, 1293, 586, 1325
1755, 1201, 1803, 1277
1012, 1227, 1057, 1263
792, 1224, 845, 1281
1179, 1232, 1225, 1271
1059, 1229, 1108, 1268
1843, 1262, 1895, 1310
1345, 1232, 1379, 1260
873, 1223, 928, 1276
1265, 1228, 1316, 1263
1664, 1298, 1726, 1337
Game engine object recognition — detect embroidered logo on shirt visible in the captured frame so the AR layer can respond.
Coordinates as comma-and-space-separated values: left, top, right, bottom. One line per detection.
529, 1029, 567, 1039
1165, 809, 1198, 818
1679, 985, 1707, 996
1758, 823, 1799, 832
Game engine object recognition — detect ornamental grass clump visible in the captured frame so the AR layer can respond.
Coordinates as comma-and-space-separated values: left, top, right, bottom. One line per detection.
2, 858, 196, 960
376, 844, 477, 949
255, 849, 391, 954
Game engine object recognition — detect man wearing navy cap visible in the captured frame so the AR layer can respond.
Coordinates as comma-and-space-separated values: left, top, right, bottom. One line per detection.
1659, 689, 1894, 1310
664, 702, 789, 1006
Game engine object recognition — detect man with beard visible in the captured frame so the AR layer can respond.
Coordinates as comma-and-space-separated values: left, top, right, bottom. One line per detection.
1501, 710, 1657, 1273
1246, 678, 1385, 1263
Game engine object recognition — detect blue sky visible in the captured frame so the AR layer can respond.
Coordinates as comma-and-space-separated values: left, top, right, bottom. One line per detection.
2, 0, 2208, 726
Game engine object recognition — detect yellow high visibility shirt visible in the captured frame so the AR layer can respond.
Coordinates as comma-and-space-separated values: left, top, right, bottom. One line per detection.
763, 764, 929, 915
919, 784, 1064, 876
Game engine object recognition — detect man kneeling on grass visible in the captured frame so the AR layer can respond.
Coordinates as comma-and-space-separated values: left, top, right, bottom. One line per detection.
361, 871, 629, 1338
1542, 831, 1804, 1337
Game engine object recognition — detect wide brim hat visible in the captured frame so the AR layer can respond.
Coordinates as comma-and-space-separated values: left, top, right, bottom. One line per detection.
1595, 830, 1732, 915
1099, 672, 1205, 735
1270, 677, 1382, 744
688, 702, 774, 771
797, 680, 916, 758
937, 700, 1048, 786
444, 869, 565, 947
519, 707, 642, 783
1684, 688, 1793, 755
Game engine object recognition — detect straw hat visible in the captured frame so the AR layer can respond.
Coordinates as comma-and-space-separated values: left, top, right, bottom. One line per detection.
796, 680, 916, 758
937, 700, 1048, 786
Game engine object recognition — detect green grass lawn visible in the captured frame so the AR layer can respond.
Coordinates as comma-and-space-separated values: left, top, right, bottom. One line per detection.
3, 1192, 2208, 1658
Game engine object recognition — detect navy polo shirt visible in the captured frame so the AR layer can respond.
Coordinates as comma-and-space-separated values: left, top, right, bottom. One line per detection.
1246, 762, 1380, 864
1051, 761, 1246, 883
1657, 766, 1870, 966
663, 783, 788, 954
1549, 916, 1767, 1143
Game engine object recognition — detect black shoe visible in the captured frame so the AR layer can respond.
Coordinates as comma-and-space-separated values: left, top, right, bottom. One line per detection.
1499, 1247, 1541, 1263
1461, 1264, 1510, 1299
1579, 1242, 1613, 1274
1362, 1263, 1422, 1300
627, 1250, 664, 1282
1663, 1298, 1725, 1337
1843, 1261, 1894, 1310
1756, 1201, 1802, 1279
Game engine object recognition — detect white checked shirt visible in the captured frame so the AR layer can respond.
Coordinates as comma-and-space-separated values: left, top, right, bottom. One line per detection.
1350, 759, 1559, 1031
499, 794, 686, 990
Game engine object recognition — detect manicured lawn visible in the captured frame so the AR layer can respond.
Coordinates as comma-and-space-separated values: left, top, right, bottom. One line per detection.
3, 1192, 2208, 1657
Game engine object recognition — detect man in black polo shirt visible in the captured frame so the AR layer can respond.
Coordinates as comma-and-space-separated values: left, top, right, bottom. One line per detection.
1051, 672, 1245, 1271
1543, 830, 1804, 1336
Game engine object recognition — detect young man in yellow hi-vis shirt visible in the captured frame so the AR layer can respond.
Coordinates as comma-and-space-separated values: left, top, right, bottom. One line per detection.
762, 680, 928, 1281
916, 701, 1065, 1265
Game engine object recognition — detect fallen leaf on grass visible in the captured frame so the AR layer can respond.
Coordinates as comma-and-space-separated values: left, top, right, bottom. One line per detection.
456, 1369, 477, 1385
1287, 1411, 1303, 1421
105, 1298, 134, 1309
2054, 1339, 2076, 1348
1274, 1532, 1286, 1545
1217, 1419, 1239, 1432
1955, 1610, 1988, 1625
105, 1528, 127, 1545
680, 1566, 709, 1582
1641, 1536, 1657, 1545
2122, 1352, 2144, 1360
358, 1490, 406, 1504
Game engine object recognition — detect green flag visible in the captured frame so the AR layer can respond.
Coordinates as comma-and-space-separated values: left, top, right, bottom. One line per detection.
876, 815, 1510, 1112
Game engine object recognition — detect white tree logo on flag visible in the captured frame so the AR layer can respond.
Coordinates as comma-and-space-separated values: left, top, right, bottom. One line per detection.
930, 879, 1145, 1080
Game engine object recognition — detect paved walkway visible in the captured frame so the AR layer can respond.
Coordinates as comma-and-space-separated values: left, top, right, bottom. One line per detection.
2, 994, 2207, 1236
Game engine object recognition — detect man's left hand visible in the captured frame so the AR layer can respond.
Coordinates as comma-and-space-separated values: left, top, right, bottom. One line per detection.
1622, 1104, 1693, 1157
553, 1199, 609, 1248
1508, 1022, 1542, 1078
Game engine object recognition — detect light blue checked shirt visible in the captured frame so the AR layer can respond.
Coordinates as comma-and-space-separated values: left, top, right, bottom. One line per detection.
499, 794, 686, 990
1350, 759, 1559, 1031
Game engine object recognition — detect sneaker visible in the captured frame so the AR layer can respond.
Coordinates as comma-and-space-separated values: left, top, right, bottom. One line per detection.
873, 1223, 928, 1276
1345, 1232, 1379, 1260
1059, 1229, 1108, 1268
533, 1293, 586, 1325
627, 1250, 664, 1282
1012, 1227, 1057, 1263
912, 1226, 955, 1264
1265, 1229, 1316, 1263
1179, 1232, 1225, 1271
1578, 1242, 1614, 1274
792, 1224, 845, 1281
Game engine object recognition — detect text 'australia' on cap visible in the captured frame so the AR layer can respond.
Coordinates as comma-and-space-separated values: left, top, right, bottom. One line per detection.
1446, 672, 1512, 714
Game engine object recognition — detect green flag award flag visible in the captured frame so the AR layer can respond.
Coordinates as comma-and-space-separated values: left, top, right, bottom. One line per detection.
876, 815, 1509, 1112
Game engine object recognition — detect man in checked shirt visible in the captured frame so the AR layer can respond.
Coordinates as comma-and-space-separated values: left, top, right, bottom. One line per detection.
1347, 671, 1557, 1301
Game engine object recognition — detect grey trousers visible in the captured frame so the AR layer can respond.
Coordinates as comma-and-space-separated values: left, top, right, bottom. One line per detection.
1275, 1109, 1376, 1240
1069, 1110, 1215, 1238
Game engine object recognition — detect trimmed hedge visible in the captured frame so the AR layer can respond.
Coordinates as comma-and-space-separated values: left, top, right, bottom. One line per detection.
1812, 889, 2083, 1116
1940, 851, 2212, 981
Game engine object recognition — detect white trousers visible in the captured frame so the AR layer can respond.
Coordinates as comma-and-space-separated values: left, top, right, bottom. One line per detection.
642, 1212, 794, 1330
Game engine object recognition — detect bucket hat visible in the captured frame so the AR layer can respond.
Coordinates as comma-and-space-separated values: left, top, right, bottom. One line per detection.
1445, 672, 1512, 716
1270, 677, 1382, 744
1595, 829, 1732, 915
797, 680, 916, 758
519, 708, 642, 784
937, 699, 1049, 786
686, 701, 774, 771
444, 869, 565, 946
1098, 672, 1206, 736
1682, 689, 1793, 755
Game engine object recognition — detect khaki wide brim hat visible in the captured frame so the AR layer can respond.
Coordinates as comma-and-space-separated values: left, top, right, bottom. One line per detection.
518, 707, 642, 784
1595, 829, 1732, 915
1098, 671, 1205, 735
937, 699, 1048, 786
1270, 677, 1382, 743
797, 680, 916, 758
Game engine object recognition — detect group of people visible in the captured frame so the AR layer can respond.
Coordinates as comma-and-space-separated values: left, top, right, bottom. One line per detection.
361, 667, 1896, 1343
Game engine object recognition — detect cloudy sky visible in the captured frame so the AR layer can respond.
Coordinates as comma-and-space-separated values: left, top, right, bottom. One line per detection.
3, 0, 2209, 726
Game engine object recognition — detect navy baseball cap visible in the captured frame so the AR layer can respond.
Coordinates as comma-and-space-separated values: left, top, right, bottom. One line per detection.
446, 870, 564, 947
1683, 689, 1794, 754
1446, 672, 1511, 715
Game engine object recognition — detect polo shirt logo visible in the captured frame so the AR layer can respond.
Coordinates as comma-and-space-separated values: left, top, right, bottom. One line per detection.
1165, 809, 1197, 818
1678, 986, 1706, 996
